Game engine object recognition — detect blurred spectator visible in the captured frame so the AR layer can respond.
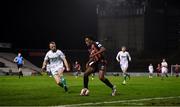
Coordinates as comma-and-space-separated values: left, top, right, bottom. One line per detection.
175, 64, 179, 77
156, 64, 161, 77
73, 61, 81, 78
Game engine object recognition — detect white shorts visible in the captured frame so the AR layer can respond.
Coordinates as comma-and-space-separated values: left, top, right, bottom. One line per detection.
50, 65, 65, 76
161, 67, 168, 74
46, 65, 51, 72
149, 70, 153, 74
120, 62, 128, 72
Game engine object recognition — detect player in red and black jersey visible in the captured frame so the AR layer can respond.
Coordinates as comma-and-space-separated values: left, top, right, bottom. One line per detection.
175, 64, 179, 77
81, 36, 116, 96
156, 64, 161, 77
74, 61, 81, 78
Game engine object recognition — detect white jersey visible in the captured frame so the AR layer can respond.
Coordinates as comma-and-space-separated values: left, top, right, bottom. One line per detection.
161, 61, 168, 73
44, 50, 65, 73
116, 51, 131, 71
116, 51, 131, 64
148, 65, 154, 73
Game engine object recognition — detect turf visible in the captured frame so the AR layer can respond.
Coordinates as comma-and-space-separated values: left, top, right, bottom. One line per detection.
0, 74, 180, 106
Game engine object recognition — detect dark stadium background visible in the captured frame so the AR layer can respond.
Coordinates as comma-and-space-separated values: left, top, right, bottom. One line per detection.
1, 0, 97, 49
1, 0, 180, 71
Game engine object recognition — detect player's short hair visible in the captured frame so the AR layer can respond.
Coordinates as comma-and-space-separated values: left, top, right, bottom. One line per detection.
49, 41, 56, 45
122, 46, 126, 49
84, 35, 95, 41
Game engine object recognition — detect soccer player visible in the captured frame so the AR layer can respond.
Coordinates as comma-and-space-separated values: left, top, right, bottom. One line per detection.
148, 64, 154, 78
116, 46, 131, 85
80, 36, 116, 96
73, 61, 81, 78
161, 58, 168, 80
42, 41, 70, 92
156, 64, 161, 77
175, 64, 179, 77
14, 53, 24, 79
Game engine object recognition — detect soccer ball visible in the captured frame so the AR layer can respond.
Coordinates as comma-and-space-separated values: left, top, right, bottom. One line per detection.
80, 88, 90, 96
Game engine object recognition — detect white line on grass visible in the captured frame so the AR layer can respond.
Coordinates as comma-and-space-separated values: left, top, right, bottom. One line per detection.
61, 96, 180, 106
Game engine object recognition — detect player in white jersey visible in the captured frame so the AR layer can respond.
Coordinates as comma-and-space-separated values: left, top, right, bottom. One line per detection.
161, 58, 168, 79
42, 41, 70, 92
116, 46, 131, 85
148, 64, 154, 78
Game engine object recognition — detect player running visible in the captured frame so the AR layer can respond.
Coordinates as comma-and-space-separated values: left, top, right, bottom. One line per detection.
14, 53, 24, 79
175, 64, 179, 77
42, 41, 70, 92
148, 64, 154, 78
156, 64, 161, 77
161, 58, 168, 80
80, 36, 116, 96
73, 61, 81, 78
116, 46, 131, 85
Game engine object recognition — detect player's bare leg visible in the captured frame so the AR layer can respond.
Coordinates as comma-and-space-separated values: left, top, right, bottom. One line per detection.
80, 63, 94, 96
122, 71, 126, 85
161, 72, 165, 80
98, 68, 116, 96
125, 67, 130, 79
54, 69, 68, 92
18, 68, 21, 79
91, 73, 95, 80
165, 72, 168, 77
54, 75, 68, 92
161, 74, 163, 80
176, 72, 179, 77
83, 67, 94, 89
122, 67, 130, 85
58, 70, 68, 92
18, 68, 23, 79
54, 75, 62, 86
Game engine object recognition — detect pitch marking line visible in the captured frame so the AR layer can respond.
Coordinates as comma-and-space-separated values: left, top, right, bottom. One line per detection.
62, 96, 180, 106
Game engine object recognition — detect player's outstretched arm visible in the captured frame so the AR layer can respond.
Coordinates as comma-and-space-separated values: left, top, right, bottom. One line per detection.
127, 52, 131, 62
13, 57, 17, 63
42, 60, 47, 71
63, 57, 70, 71
116, 52, 120, 62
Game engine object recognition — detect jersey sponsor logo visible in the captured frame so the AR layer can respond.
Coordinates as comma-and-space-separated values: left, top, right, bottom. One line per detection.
49, 57, 59, 63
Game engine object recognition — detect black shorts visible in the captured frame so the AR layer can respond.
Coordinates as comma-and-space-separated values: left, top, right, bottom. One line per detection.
17, 64, 23, 69
88, 59, 107, 72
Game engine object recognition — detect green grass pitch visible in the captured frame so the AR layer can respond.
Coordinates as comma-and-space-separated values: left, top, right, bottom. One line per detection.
0, 74, 180, 106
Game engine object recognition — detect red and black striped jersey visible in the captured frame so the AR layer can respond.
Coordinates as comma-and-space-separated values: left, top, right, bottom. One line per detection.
88, 41, 104, 61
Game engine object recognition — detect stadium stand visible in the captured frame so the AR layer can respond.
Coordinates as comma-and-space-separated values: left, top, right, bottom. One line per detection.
0, 61, 5, 67
0, 52, 41, 76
